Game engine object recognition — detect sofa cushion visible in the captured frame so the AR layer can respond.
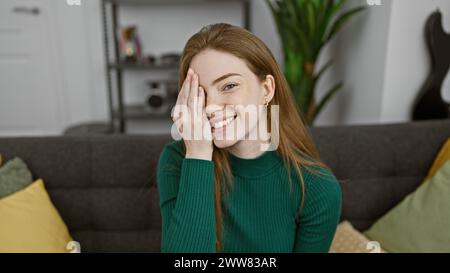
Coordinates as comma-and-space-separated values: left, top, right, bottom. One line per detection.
426, 138, 450, 180
364, 160, 450, 252
330, 221, 386, 253
0, 157, 33, 198
0, 178, 73, 252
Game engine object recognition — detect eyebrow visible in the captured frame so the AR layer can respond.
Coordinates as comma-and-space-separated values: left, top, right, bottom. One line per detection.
211, 73, 242, 86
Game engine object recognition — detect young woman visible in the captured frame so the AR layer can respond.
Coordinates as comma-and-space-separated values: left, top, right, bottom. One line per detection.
157, 23, 342, 253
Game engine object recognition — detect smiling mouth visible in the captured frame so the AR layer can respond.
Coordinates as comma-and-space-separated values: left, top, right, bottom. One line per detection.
211, 114, 237, 132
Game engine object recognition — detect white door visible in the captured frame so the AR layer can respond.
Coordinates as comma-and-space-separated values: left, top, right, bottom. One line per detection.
0, 0, 65, 136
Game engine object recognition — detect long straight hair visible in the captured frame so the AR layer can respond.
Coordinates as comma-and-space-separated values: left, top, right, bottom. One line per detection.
178, 23, 330, 252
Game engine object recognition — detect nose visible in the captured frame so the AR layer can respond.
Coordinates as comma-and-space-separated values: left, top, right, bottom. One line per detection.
205, 102, 223, 119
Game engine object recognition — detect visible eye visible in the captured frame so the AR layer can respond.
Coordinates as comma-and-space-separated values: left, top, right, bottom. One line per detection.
222, 83, 239, 92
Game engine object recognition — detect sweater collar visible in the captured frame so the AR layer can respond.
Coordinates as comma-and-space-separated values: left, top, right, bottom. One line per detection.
228, 149, 283, 178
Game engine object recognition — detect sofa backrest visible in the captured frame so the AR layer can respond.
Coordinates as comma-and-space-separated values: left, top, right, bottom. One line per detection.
0, 119, 449, 252
310, 119, 450, 231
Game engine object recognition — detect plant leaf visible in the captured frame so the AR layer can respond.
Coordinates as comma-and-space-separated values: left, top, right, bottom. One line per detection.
313, 82, 343, 120
317, 0, 334, 50
314, 59, 334, 82
326, 6, 366, 42
305, 1, 316, 41
331, 0, 347, 17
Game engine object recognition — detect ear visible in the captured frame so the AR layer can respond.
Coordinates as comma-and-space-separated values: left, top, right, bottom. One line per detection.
262, 74, 276, 103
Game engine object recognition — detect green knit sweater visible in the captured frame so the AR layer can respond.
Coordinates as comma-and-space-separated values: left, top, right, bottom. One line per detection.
157, 140, 342, 253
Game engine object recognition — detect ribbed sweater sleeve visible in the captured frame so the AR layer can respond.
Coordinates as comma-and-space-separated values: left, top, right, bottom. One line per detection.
156, 142, 216, 253
293, 167, 342, 253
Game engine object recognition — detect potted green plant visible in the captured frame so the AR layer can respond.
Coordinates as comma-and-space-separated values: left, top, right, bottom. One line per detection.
267, 0, 365, 124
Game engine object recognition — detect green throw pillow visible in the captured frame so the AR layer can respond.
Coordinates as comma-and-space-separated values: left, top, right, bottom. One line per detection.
0, 157, 33, 199
364, 160, 450, 252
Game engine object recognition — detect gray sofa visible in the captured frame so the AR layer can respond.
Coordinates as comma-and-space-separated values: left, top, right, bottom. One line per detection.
0, 119, 449, 252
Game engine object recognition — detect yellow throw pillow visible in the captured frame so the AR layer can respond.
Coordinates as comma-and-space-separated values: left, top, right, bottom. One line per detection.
426, 138, 450, 181
0, 178, 73, 253
330, 221, 387, 253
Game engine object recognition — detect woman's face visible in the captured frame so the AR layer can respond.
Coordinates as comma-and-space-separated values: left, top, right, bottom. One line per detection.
190, 49, 275, 149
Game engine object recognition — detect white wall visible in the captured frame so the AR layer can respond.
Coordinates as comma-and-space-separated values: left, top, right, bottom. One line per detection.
51, 0, 108, 128
315, 0, 394, 126
380, 0, 450, 123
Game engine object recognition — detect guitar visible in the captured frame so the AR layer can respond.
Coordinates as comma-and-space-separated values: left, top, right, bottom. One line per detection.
412, 10, 450, 120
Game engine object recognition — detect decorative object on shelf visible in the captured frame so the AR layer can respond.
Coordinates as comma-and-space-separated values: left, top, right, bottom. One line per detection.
131, 52, 180, 67
412, 9, 450, 121
159, 52, 181, 67
267, 0, 365, 125
145, 54, 156, 65
118, 25, 142, 63
145, 81, 175, 114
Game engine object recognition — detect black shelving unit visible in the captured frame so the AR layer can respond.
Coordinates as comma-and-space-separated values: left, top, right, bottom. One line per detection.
101, 0, 251, 133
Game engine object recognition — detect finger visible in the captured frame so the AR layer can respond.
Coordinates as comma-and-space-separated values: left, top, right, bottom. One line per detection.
172, 69, 193, 119
186, 72, 195, 109
191, 73, 199, 106
172, 108, 181, 122
171, 103, 185, 120
182, 68, 193, 107
172, 104, 190, 123
201, 89, 212, 141
175, 70, 191, 106
174, 117, 183, 135
198, 86, 205, 115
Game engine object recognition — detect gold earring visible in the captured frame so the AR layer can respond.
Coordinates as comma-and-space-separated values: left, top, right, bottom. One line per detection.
264, 98, 269, 107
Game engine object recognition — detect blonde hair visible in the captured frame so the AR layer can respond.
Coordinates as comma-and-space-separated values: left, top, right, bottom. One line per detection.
178, 23, 330, 252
